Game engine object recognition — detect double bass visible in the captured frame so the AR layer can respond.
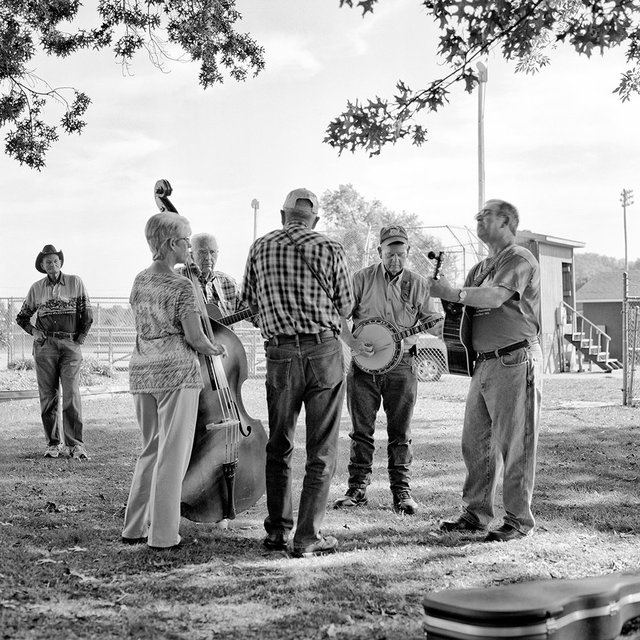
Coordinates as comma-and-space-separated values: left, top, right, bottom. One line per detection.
153, 179, 267, 523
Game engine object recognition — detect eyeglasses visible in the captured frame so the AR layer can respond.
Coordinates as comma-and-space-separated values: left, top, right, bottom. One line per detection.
475, 208, 506, 222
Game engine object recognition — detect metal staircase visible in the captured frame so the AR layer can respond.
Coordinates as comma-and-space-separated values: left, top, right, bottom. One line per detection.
561, 301, 622, 372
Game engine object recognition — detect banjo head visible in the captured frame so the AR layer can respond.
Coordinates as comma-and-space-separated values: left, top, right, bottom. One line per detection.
352, 318, 403, 375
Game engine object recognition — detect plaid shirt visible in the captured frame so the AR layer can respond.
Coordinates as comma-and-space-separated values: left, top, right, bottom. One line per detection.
199, 271, 245, 317
241, 221, 353, 339
178, 267, 246, 318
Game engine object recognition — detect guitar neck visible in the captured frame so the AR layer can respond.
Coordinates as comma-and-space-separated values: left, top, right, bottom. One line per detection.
396, 317, 442, 341
218, 308, 255, 327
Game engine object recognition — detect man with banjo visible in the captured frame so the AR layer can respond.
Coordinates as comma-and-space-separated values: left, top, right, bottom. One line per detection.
428, 199, 542, 542
334, 225, 442, 515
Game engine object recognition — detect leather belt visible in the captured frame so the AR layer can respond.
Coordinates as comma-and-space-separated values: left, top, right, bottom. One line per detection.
43, 331, 75, 339
267, 330, 336, 347
476, 338, 537, 362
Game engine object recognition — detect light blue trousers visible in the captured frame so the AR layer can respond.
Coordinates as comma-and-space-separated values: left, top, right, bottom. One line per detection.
122, 388, 199, 548
460, 343, 543, 533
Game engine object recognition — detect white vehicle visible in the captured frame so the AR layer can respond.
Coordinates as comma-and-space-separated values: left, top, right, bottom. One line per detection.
414, 334, 448, 382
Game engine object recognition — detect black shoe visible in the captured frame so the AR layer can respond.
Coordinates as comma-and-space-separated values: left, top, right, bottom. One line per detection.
149, 542, 182, 551
393, 490, 418, 515
121, 536, 148, 545
440, 516, 487, 533
484, 523, 528, 542
263, 532, 288, 551
333, 487, 368, 509
292, 536, 338, 558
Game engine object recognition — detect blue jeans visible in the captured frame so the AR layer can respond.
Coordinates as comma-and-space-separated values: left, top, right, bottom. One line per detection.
264, 336, 345, 550
346, 355, 417, 493
33, 336, 84, 447
460, 343, 542, 533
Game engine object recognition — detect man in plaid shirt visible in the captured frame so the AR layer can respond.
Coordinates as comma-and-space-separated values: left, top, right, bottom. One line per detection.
242, 187, 366, 558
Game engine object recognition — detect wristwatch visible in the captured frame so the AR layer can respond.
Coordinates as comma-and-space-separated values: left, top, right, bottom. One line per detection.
457, 289, 467, 303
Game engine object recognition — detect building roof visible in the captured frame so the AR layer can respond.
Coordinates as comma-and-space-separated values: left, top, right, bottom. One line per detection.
517, 229, 586, 249
577, 270, 640, 302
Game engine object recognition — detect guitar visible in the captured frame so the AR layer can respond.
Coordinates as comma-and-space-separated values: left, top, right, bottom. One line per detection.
427, 251, 475, 377
441, 300, 475, 376
351, 252, 444, 375
206, 303, 256, 328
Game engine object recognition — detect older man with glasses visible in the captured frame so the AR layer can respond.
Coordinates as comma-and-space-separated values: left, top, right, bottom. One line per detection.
334, 225, 442, 515
429, 199, 543, 543
181, 233, 247, 319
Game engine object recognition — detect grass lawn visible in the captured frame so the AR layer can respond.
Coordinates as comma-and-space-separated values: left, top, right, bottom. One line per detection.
1, 370, 640, 639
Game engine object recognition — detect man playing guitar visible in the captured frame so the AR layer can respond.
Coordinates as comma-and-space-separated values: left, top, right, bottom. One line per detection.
184, 232, 247, 316
334, 225, 441, 515
428, 199, 542, 543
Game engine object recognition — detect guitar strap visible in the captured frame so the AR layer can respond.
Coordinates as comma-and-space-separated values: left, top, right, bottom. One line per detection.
210, 275, 226, 312
283, 228, 341, 316
470, 244, 512, 287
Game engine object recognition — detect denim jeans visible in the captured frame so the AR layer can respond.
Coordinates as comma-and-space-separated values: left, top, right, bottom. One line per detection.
345, 355, 417, 494
264, 336, 345, 550
33, 336, 84, 447
460, 343, 542, 533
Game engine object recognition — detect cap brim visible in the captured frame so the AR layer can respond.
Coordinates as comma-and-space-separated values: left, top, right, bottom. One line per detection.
380, 236, 408, 245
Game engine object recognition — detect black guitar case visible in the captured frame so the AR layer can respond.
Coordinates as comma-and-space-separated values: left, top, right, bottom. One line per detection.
423, 573, 640, 640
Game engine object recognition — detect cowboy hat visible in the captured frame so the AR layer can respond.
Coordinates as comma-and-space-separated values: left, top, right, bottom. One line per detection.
35, 245, 64, 273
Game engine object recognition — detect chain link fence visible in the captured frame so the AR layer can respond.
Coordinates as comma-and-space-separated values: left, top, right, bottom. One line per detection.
1, 226, 485, 382
1, 297, 269, 376
325, 225, 487, 380
623, 272, 640, 406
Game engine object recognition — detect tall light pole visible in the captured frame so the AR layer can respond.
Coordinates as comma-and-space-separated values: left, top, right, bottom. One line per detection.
251, 198, 259, 242
476, 61, 488, 212
620, 188, 634, 272
620, 188, 634, 406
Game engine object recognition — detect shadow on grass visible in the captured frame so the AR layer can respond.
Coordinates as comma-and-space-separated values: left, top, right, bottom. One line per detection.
2, 378, 640, 639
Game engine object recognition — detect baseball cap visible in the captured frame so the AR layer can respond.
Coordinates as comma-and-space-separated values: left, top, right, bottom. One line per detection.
282, 188, 319, 213
379, 225, 408, 246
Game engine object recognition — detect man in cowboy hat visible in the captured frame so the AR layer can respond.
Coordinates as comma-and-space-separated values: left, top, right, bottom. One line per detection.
16, 244, 93, 459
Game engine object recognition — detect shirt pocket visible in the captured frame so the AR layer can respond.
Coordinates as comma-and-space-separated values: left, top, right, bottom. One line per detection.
396, 303, 418, 330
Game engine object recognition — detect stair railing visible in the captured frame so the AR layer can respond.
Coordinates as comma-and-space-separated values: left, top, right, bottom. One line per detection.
561, 301, 611, 365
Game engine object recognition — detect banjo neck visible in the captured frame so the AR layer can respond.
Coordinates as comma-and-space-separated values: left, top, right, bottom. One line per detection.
393, 315, 442, 344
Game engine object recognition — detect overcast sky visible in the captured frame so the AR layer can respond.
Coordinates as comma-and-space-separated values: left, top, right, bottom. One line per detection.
1, 0, 639, 298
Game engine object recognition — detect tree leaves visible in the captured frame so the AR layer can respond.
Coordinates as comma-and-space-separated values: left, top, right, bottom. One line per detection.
0, 0, 265, 169
328, 0, 640, 156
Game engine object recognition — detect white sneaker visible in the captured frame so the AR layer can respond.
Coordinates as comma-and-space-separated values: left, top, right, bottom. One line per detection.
44, 445, 60, 458
71, 445, 90, 460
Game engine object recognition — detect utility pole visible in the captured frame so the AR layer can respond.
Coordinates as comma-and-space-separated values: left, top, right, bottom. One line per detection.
476, 61, 488, 212
251, 199, 259, 242
620, 188, 634, 273
620, 189, 634, 406
476, 61, 488, 260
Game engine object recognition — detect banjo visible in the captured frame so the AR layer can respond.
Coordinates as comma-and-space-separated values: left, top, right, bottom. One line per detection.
351, 315, 443, 375
352, 252, 444, 375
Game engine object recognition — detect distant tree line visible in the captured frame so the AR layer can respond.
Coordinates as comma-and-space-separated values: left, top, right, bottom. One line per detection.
320, 184, 639, 291
574, 254, 640, 291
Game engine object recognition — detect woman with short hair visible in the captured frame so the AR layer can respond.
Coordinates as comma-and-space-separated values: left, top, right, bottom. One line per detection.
122, 212, 227, 550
